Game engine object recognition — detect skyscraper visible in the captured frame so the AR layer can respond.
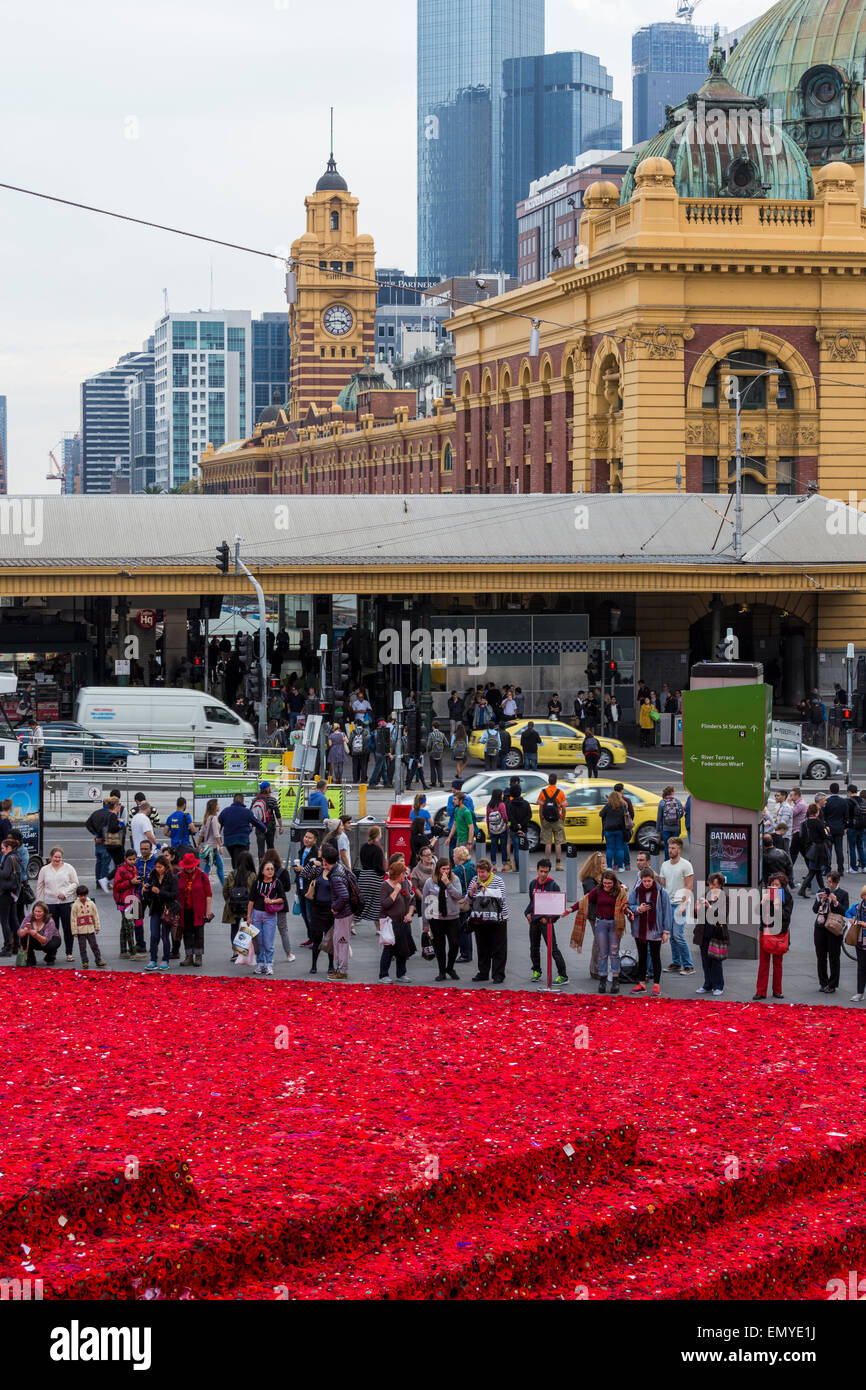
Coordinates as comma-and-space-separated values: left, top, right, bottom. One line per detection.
252, 313, 291, 422
502, 50, 622, 276
632, 21, 714, 145
418, 0, 544, 277
0, 396, 7, 494
80, 344, 153, 494
153, 311, 251, 490
129, 338, 156, 492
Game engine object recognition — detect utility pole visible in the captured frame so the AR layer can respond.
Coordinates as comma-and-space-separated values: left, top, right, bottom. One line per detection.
234, 536, 268, 750
724, 366, 782, 563
846, 642, 855, 785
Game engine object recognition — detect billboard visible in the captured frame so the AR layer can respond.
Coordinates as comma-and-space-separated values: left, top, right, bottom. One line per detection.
0, 769, 43, 860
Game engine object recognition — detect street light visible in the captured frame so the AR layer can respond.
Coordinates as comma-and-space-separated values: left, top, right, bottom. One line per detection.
722, 367, 783, 562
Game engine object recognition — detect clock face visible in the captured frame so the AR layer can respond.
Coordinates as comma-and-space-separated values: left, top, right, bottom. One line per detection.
323, 304, 354, 337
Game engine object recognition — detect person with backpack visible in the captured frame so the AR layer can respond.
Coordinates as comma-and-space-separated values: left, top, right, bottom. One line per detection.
368, 721, 394, 788
224, 851, 257, 958
112, 849, 143, 960
447, 692, 463, 735
600, 790, 628, 871
823, 782, 848, 877
325, 844, 357, 983
197, 799, 225, 887
251, 782, 283, 864
350, 721, 370, 783
656, 785, 686, 857
450, 723, 469, 779
847, 785, 866, 873
582, 727, 602, 780
537, 776, 567, 872
798, 803, 831, 897
485, 789, 510, 872
505, 777, 531, 873
520, 721, 542, 771
446, 792, 476, 859
427, 721, 447, 787
85, 798, 122, 894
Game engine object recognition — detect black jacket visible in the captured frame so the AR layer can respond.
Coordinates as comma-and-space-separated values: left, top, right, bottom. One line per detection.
600, 803, 626, 832
813, 887, 850, 917
0, 852, 21, 897
762, 846, 793, 884
824, 795, 849, 832
520, 729, 541, 753
506, 794, 531, 831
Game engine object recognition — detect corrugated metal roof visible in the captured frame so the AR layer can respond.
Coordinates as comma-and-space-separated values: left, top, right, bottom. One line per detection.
0, 493, 859, 568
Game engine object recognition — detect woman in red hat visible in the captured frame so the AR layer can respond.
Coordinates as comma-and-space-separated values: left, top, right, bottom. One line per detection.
178, 852, 213, 968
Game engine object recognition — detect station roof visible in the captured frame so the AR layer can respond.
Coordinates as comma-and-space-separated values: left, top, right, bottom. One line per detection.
0, 492, 860, 568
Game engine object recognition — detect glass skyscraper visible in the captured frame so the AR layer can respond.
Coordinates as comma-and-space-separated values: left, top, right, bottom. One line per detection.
252, 313, 291, 420
418, 0, 544, 277
80, 345, 153, 495
502, 51, 622, 276
153, 311, 251, 490
632, 21, 714, 145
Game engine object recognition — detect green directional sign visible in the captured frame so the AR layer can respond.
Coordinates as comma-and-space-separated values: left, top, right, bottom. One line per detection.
683, 684, 772, 812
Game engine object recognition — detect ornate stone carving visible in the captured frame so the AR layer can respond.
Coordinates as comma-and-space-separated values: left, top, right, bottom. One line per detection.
819, 328, 862, 362
625, 325, 695, 360
776, 422, 795, 446
798, 423, 818, 446
685, 423, 703, 445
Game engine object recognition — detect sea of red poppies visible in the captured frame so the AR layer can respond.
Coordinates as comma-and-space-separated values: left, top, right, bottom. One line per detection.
2, 970, 865, 1300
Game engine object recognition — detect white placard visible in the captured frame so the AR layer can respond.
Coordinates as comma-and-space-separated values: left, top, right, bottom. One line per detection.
533, 891, 567, 918
114, 660, 131, 675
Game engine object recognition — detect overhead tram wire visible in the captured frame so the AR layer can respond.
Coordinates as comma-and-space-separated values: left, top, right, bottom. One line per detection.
1, 179, 862, 395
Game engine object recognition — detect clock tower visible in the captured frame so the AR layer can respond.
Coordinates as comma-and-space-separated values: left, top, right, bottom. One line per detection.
288, 155, 377, 422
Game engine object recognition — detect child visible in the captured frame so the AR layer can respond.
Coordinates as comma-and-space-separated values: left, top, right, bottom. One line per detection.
525, 859, 569, 985
112, 850, 143, 959
165, 797, 196, 851
70, 885, 106, 968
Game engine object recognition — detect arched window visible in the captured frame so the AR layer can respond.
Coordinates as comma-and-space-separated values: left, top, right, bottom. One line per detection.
330, 210, 340, 231
442, 442, 453, 472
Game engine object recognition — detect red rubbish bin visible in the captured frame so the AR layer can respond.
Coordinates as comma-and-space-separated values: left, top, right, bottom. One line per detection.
386, 803, 414, 862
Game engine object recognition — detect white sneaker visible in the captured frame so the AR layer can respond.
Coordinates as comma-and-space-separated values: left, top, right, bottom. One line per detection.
98, 878, 110, 893
852, 994, 864, 1002
713, 989, 724, 996
378, 976, 392, 984
285, 953, 296, 962
266, 964, 274, 976
696, 986, 708, 995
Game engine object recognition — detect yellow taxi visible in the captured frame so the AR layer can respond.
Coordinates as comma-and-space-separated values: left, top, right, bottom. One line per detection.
525, 779, 668, 854
468, 718, 627, 772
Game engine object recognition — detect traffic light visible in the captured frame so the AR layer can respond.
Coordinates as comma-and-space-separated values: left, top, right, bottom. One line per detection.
607, 660, 618, 683
216, 542, 230, 575
269, 678, 281, 694
247, 665, 263, 702
587, 650, 601, 684
237, 633, 252, 667
339, 649, 351, 685
841, 706, 854, 726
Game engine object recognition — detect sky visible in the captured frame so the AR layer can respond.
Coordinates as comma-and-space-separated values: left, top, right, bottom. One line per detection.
0, 0, 764, 494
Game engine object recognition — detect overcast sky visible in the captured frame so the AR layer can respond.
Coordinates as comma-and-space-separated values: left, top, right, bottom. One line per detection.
0, 0, 763, 493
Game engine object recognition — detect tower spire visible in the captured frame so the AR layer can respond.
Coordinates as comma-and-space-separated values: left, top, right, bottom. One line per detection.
330, 106, 334, 160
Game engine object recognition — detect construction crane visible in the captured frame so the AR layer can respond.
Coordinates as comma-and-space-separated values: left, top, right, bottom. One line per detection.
46, 444, 67, 488
676, 0, 706, 19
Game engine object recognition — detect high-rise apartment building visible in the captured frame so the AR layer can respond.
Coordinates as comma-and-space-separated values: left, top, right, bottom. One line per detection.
129, 337, 156, 492
0, 396, 6, 494
153, 311, 251, 490
632, 21, 714, 145
80, 344, 153, 494
502, 50, 621, 275
418, 0, 544, 277
60, 432, 82, 494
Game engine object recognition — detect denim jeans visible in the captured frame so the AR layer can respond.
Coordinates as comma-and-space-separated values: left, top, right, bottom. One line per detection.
94, 841, 113, 882
368, 754, 388, 787
488, 830, 508, 867
199, 845, 225, 885
594, 918, 620, 978
149, 912, 171, 964
670, 904, 694, 969
604, 830, 624, 869
847, 827, 866, 871
523, 753, 538, 770
252, 908, 277, 965
508, 830, 522, 871
700, 939, 724, 992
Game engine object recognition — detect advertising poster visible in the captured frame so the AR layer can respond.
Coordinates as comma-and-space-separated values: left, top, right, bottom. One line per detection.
706, 824, 752, 888
0, 769, 43, 860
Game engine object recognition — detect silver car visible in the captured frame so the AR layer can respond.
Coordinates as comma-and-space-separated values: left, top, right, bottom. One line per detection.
769, 737, 844, 781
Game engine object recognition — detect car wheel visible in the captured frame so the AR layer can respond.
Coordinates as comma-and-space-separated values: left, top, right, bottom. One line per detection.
597, 749, 613, 770
525, 824, 540, 853
433, 811, 448, 834
110, 758, 127, 771
635, 824, 662, 855
806, 760, 831, 781
27, 856, 43, 881
504, 749, 523, 771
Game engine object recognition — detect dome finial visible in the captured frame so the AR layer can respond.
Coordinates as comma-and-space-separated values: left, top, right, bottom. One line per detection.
707, 25, 724, 78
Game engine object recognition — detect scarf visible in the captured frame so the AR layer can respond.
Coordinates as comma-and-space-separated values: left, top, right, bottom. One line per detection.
636, 881, 658, 936
438, 880, 448, 916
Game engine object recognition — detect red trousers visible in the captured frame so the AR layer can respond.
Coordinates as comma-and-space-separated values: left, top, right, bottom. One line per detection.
756, 945, 784, 996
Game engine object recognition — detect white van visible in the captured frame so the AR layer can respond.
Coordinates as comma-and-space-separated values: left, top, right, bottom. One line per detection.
75, 687, 256, 766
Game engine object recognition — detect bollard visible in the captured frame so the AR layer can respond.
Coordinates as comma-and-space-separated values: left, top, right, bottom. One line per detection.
518, 841, 529, 897
565, 846, 578, 904
358, 784, 367, 818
